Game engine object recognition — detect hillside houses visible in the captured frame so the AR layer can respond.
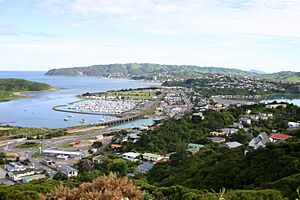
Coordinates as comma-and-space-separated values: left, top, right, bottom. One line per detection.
288, 121, 300, 130
270, 133, 293, 142
249, 133, 271, 149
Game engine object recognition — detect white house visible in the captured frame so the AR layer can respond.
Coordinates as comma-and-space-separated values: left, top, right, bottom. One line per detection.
249, 133, 271, 149
226, 141, 243, 149
288, 122, 300, 129
59, 165, 78, 179
122, 152, 141, 162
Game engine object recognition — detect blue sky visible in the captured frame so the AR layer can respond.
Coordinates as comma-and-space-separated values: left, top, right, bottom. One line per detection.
0, 0, 300, 72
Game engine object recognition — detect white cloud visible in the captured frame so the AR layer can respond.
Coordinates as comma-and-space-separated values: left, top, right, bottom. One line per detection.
39, 0, 300, 38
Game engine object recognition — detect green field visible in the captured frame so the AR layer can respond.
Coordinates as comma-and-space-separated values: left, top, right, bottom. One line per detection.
101, 89, 156, 100
15, 142, 42, 149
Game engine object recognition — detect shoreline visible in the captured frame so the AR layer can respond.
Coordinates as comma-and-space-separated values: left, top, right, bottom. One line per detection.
0, 87, 60, 102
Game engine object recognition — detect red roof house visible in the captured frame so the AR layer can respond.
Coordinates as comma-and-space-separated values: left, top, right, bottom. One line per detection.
270, 133, 293, 141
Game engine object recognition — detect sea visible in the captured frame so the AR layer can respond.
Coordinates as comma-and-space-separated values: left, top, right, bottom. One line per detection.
0, 71, 158, 128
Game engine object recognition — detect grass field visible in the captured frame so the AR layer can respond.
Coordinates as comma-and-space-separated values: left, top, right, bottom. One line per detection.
16, 142, 42, 149
102, 89, 155, 100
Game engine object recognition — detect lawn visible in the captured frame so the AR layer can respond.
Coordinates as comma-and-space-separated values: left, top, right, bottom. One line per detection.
104, 90, 155, 100
15, 142, 42, 149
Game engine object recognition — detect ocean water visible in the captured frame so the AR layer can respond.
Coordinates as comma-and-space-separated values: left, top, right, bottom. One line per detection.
0, 71, 157, 128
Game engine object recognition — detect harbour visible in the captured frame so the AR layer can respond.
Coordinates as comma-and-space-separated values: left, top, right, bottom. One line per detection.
0, 71, 157, 128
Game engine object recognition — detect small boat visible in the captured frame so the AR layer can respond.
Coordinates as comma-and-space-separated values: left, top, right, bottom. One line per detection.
68, 114, 74, 117
99, 119, 105, 122
64, 118, 69, 121
80, 118, 86, 123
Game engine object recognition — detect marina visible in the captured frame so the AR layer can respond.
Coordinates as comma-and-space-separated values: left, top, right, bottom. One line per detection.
0, 71, 156, 128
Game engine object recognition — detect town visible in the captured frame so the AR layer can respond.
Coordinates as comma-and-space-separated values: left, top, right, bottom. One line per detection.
0, 83, 299, 191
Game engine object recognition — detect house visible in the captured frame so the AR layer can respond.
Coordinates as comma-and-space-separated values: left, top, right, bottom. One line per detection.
96, 134, 104, 140
7, 168, 44, 181
239, 117, 251, 125
136, 162, 154, 174
210, 131, 228, 137
5, 162, 26, 172
232, 123, 244, 129
226, 141, 243, 149
127, 133, 141, 143
266, 103, 287, 109
186, 143, 204, 154
111, 144, 122, 151
122, 152, 141, 162
42, 158, 54, 166
92, 155, 107, 164
270, 133, 293, 142
288, 122, 300, 130
249, 133, 271, 149
221, 128, 239, 134
59, 165, 78, 179
142, 153, 163, 162
210, 137, 226, 143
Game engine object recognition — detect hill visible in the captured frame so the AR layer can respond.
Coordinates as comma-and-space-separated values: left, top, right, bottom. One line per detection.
0, 78, 53, 101
263, 71, 300, 82
147, 143, 300, 199
45, 63, 254, 81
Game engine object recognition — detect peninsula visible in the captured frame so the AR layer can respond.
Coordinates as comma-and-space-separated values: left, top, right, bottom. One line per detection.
0, 78, 54, 101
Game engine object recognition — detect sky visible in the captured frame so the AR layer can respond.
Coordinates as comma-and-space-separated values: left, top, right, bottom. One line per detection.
0, 0, 300, 73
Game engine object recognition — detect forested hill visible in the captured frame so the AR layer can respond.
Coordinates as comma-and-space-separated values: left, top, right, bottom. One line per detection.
0, 78, 52, 92
45, 63, 254, 80
0, 78, 53, 101
263, 71, 300, 82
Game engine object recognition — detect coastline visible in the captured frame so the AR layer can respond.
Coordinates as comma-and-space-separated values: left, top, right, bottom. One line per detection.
1, 87, 60, 101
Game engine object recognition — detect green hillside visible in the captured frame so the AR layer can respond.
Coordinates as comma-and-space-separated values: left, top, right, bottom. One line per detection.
0, 78, 53, 101
45, 63, 254, 80
263, 71, 300, 82
147, 143, 300, 199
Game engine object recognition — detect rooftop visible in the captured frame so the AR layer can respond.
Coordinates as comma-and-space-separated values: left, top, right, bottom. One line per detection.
270, 133, 293, 141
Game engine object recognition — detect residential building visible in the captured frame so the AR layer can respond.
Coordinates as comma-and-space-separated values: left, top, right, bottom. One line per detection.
92, 155, 107, 164
5, 162, 26, 172
59, 165, 78, 179
210, 137, 226, 143
288, 122, 300, 130
226, 141, 243, 149
136, 162, 154, 174
210, 131, 228, 137
239, 117, 251, 125
232, 123, 244, 129
42, 158, 54, 166
266, 103, 287, 109
221, 128, 239, 134
249, 133, 271, 149
122, 152, 141, 162
186, 143, 204, 155
142, 153, 163, 162
270, 133, 293, 142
